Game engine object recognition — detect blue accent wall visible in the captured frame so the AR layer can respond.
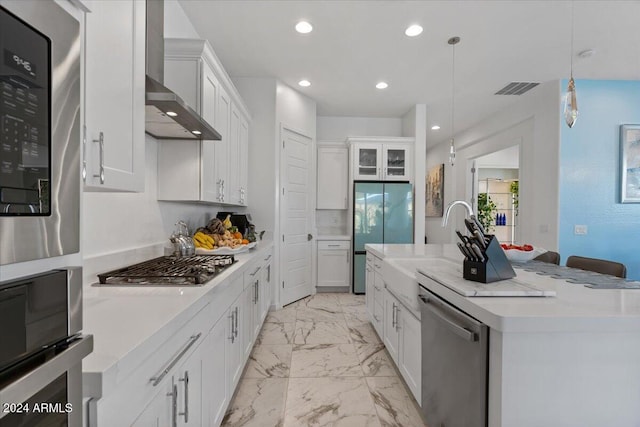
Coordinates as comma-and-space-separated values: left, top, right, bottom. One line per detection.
559, 79, 640, 280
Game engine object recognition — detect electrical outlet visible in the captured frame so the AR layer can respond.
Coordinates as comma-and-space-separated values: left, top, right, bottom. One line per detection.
574, 225, 588, 235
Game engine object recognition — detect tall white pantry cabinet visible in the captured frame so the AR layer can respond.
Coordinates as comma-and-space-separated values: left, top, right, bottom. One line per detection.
158, 39, 250, 206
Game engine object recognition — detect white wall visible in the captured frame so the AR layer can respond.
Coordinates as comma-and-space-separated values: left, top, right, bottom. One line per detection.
425, 81, 561, 249
82, 135, 218, 261
233, 77, 277, 236
403, 105, 427, 243
317, 116, 402, 141
164, 0, 201, 39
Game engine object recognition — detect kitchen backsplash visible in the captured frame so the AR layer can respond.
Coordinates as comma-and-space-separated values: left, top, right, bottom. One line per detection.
316, 210, 348, 235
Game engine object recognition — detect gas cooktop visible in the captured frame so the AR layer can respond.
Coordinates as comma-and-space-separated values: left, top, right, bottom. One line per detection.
97, 255, 235, 286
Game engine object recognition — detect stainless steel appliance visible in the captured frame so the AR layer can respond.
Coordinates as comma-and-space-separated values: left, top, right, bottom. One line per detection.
353, 182, 414, 293
0, 1, 80, 265
97, 255, 235, 286
418, 285, 488, 427
144, 0, 221, 141
0, 268, 93, 426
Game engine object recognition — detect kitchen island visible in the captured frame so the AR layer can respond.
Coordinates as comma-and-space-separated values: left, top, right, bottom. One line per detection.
365, 243, 640, 427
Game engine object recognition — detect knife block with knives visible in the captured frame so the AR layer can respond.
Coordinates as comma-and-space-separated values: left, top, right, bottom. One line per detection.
456, 218, 516, 284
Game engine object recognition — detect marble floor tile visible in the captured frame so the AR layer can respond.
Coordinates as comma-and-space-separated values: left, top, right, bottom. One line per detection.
296, 306, 345, 323
293, 320, 352, 345
284, 377, 381, 427
222, 378, 287, 427
344, 311, 371, 325
348, 322, 382, 344
256, 322, 295, 345
265, 305, 297, 323
365, 377, 427, 427
290, 343, 363, 377
354, 343, 397, 377
296, 294, 342, 311
337, 293, 366, 307
243, 345, 292, 378
342, 303, 368, 314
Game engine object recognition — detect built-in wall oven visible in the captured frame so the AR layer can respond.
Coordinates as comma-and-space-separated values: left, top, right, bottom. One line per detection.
0, 0, 80, 265
0, 268, 93, 426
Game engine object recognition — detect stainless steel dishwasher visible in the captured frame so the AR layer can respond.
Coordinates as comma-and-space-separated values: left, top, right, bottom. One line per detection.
418, 285, 489, 427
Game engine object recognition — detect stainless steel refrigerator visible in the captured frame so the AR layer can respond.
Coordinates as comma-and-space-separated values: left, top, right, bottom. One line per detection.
353, 182, 414, 293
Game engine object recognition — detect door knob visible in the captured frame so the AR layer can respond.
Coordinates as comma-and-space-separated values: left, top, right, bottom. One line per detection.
307, 233, 313, 241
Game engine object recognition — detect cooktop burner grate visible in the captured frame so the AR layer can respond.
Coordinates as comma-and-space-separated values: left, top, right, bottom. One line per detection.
97, 255, 235, 285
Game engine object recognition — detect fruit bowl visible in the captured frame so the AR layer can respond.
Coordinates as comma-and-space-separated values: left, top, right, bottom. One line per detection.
195, 242, 256, 255
500, 244, 547, 262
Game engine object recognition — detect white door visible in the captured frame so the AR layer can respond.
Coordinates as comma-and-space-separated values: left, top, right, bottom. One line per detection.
280, 128, 313, 306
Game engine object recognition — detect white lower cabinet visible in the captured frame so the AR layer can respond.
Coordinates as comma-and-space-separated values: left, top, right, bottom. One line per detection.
317, 241, 350, 288
398, 304, 421, 402
203, 315, 228, 426
90, 250, 274, 427
383, 289, 401, 363
364, 251, 422, 404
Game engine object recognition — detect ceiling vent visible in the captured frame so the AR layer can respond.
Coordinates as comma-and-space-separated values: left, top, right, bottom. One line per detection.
495, 82, 540, 96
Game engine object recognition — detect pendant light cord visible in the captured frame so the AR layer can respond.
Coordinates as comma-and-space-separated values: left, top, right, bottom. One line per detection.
451, 41, 456, 142
570, 0, 574, 78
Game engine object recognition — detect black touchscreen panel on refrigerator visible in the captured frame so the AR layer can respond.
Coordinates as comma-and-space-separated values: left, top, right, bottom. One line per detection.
0, 6, 51, 216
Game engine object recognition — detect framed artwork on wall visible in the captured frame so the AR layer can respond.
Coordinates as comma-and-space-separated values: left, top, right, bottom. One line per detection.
426, 163, 445, 217
620, 124, 640, 203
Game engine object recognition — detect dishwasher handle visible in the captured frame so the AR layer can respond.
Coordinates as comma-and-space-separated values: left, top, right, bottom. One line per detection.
419, 294, 477, 342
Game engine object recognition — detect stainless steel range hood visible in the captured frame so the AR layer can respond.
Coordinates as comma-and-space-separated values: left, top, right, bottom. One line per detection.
145, 0, 221, 140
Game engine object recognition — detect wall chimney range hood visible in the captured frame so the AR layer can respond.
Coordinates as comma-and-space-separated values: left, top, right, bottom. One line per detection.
145, 0, 221, 141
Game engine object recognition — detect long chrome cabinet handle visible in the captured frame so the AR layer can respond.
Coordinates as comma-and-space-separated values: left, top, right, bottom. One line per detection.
92, 131, 105, 184
234, 306, 239, 338
179, 370, 190, 422
250, 266, 261, 277
167, 382, 178, 427
255, 280, 259, 303
392, 303, 396, 328
229, 311, 235, 342
264, 254, 272, 261
82, 125, 87, 181
150, 333, 201, 386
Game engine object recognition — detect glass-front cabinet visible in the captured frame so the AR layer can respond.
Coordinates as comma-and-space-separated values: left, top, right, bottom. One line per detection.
349, 138, 413, 181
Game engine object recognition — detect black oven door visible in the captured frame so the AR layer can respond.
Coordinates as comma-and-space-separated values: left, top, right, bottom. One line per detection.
0, 373, 68, 427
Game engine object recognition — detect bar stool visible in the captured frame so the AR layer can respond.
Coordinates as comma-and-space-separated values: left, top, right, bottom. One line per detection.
566, 255, 627, 278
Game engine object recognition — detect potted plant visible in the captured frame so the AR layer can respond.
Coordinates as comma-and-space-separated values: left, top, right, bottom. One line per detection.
477, 193, 497, 232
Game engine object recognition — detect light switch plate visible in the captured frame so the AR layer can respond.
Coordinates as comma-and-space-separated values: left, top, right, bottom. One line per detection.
574, 225, 588, 235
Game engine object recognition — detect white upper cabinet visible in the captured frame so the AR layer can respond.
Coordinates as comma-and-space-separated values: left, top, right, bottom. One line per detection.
317, 144, 349, 209
158, 39, 250, 206
83, 0, 145, 192
348, 137, 414, 181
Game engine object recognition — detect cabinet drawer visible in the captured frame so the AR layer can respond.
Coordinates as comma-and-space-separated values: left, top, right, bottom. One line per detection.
318, 241, 350, 250
244, 262, 262, 289
90, 302, 210, 426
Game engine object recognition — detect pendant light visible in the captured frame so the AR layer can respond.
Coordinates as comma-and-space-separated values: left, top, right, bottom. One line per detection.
563, 1, 578, 128
448, 36, 460, 166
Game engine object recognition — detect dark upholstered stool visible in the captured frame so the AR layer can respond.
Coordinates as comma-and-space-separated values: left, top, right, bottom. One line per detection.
566, 255, 627, 278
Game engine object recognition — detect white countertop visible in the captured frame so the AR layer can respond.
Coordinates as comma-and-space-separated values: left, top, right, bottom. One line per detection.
82, 242, 273, 398
365, 243, 640, 333
316, 234, 351, 241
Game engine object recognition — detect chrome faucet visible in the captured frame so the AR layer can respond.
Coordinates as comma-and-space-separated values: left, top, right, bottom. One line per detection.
442, 200, 474, 227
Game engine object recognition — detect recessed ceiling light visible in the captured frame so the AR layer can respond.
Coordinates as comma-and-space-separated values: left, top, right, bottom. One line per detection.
376, 82, 388, 89
431, 125, 441, 130
298, 79, 311, 87
192, 130, 202, 135
405, 24, 423, 37
165, 111, 177, 117
295, 21, 313, 34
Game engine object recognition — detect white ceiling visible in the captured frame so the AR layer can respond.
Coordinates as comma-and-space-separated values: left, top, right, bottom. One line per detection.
178, 0, 640, 146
